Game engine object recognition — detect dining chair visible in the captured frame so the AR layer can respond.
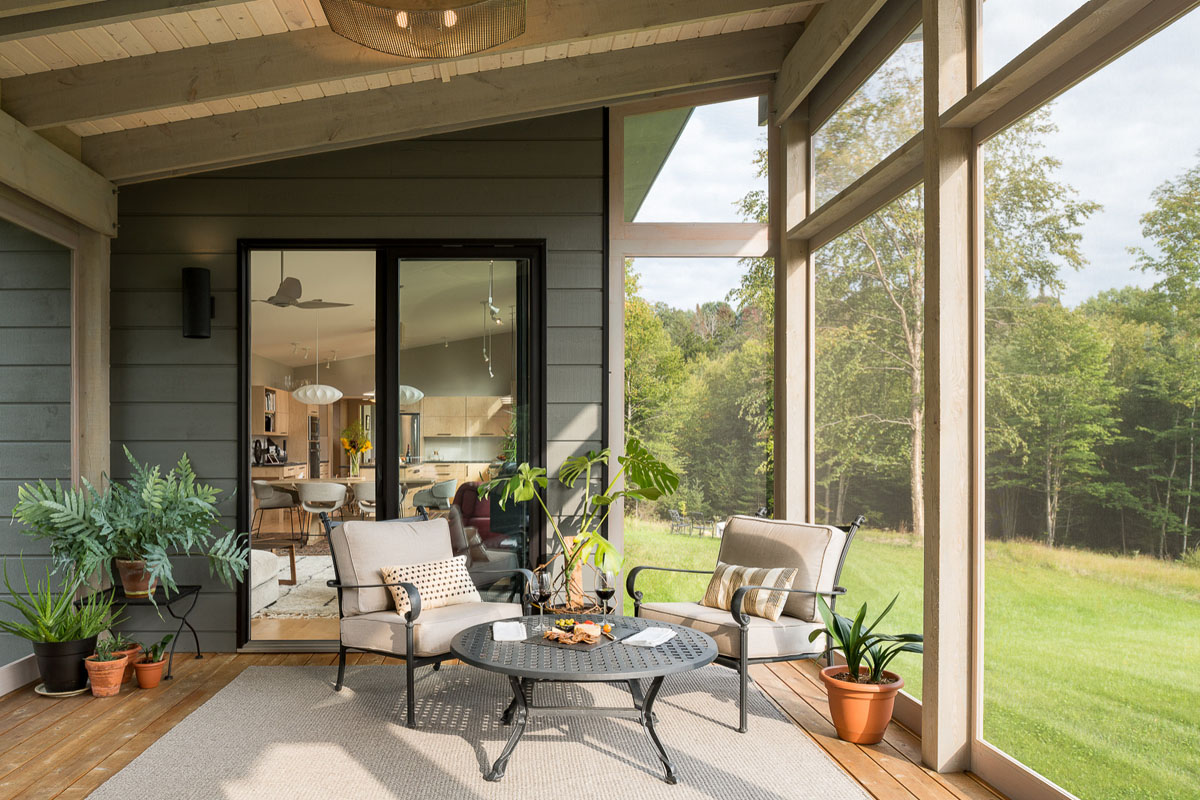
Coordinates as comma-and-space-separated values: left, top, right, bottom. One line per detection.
297, 482, 348, 544
251, 480, 299, 539
355, 480, 377, 519
412, 478, 457, 511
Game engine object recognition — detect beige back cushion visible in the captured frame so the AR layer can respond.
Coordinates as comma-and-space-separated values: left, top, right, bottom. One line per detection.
330, 518, 454, 616
717, 516, 847, 622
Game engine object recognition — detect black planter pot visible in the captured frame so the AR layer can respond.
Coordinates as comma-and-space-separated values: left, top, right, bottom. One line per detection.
33, 636, 98, 693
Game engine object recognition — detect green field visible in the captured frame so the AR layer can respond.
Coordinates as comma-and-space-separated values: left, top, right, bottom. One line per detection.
622, 519, 1200, 800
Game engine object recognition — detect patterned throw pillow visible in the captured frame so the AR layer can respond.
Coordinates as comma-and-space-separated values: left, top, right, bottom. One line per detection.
701, 562, 799, 622
380, 555, 481, 616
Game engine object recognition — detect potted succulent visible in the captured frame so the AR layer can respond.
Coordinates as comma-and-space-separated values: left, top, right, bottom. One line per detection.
0, 560, 116, 694
133, 634, 174, 689
481, 438, 678, 610
84, 638, 129, 697
809, 594, 923, 744
109, 633, 142, 683
13, 446, 249, 600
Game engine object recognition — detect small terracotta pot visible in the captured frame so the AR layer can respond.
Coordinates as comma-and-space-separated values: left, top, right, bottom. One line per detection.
134, 658, 167, 689
84, 654, 129, 698
112, 644, 142, 683
115, 559, 156, 597
820, 665, 903, 744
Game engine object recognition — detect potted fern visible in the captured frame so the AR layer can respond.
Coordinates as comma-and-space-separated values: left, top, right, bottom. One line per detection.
0, 559, 115, 694
13, 446, 249, 599
481, 438, 678, 610
809, 594, 923, 744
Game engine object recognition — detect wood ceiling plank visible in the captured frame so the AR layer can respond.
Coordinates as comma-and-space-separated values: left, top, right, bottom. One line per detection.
4, 0, 812, 128
129, 16, 183, 50
15, 33, 72, 67
83, 24, 799, 183
217, 3, 263, 38
72, 25, 130, 59
103, 20, 158, 55
243, 0, 285, 34
188, 7, 236, 42
0, 38, 45, 69
0, 0, 246, 42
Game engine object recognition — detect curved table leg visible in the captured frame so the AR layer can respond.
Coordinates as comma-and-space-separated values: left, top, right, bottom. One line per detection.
640, 676, 677, 784
486, 676, 529, 781
164, 591, 202, 679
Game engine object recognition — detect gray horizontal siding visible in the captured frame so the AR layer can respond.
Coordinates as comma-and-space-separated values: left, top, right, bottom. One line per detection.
0, 217, 71, 668
109, 109, 605, 651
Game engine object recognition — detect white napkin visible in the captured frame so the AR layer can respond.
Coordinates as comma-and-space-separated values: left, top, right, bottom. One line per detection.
492, 621, 528, 642
624, 627, 677, 648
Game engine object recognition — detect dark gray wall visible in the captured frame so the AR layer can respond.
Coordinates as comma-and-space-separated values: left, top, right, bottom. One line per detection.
110, 110, 606, 649
0, 218, 72, 666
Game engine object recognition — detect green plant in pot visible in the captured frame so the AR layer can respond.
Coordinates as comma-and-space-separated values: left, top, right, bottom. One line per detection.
133, 634, 174, 689
0, 559, 117, 693
14, 447, 249, 600
809, 594, 923, 744
480, 438, 678, 610
84, 637, 128, 698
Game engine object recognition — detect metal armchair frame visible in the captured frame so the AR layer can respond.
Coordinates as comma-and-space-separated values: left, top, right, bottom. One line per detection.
319, 512, 534, 727
626, 515, 863, 732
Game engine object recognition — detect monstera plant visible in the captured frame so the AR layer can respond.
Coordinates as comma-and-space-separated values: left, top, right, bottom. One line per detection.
481, 438, 678, 610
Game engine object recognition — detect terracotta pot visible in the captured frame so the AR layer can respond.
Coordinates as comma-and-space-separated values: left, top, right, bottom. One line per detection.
112, 644, 142, 683
820, 665, 903, 744
115, 559, 156, 597
84, 654, 129, 698
134, 658, 167, 689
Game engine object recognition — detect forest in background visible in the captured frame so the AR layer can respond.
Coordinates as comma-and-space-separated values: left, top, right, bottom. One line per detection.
625, 49, 1200, 562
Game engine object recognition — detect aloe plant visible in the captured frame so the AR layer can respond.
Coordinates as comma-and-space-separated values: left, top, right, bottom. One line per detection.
808, 594, 923, 684
0, 559, 116, 643
143, 634, 174, 663
481, 437, 678, 608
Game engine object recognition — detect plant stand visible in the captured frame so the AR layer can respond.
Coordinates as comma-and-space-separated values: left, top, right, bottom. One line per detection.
82, 584, 203, 679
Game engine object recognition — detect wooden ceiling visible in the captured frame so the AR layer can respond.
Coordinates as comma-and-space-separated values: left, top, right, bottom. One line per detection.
0, 0, 823, 182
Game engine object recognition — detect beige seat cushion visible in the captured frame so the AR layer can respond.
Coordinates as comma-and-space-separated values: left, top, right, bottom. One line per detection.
330, 518, 454, 616
640, 601, 825, 660
341, 602, 522, 658
719, 516, 848, 622
381, 555, 480, 615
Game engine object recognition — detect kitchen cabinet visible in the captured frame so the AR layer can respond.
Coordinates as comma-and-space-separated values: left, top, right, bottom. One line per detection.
251, 385, 289, 436
424, 415, 467, 437
466, 396, 509, 437
422, 396, 466, 417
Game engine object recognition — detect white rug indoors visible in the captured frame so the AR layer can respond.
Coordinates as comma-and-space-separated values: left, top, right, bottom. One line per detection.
256, 556, 338, 618
87, 664, 871, 800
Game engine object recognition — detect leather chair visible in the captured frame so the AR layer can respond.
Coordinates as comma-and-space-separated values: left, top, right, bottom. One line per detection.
451, 481, 491, 537
321, 513, 532, 728
628, 514, 864, 733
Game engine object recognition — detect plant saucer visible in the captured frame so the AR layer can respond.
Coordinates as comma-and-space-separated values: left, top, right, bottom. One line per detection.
34, 683, 90, 698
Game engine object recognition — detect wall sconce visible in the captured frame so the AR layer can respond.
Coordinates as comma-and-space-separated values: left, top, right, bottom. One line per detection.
181, 267, 213, 339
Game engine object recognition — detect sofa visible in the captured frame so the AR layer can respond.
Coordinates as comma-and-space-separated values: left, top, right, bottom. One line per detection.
249, 548, 280, 615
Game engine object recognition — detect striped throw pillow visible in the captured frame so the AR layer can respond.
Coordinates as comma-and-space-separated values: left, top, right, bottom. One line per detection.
701, 562, 798, 622
381, 555, 480, 616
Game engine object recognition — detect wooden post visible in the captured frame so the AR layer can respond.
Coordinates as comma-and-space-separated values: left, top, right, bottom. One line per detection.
921, 0, 975, 772
771, 94, 814, 521
72, 230, 111, 486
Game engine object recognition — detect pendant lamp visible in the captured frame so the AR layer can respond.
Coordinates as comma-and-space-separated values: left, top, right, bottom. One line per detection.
293, 311, 343, 405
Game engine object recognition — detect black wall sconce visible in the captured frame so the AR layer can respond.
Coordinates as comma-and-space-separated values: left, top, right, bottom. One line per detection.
181, 267, 213, 339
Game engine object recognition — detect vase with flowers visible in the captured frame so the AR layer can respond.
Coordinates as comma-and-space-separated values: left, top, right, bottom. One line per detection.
340, 421, 371, 477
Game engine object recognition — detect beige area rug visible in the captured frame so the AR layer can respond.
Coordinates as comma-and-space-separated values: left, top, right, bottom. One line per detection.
87, 665, 871, 800
256, 556, 338, 618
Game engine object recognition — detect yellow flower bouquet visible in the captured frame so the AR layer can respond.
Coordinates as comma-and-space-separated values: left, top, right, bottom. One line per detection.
340, 421, 371, 476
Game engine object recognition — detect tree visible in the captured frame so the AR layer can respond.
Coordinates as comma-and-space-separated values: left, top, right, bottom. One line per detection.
624, 261, 685, 450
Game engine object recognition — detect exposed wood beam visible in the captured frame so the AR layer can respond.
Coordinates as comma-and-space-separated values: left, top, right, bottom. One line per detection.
808, 0, 921, 130
0, 0, 243, 42
3, 0, 816, 130
774, 0, 889, 122
82, 24, 799, 183
0, 107, 116, 233
0, 0, 98, 19
787, 130, 921, 249
943, 0, 1199, 140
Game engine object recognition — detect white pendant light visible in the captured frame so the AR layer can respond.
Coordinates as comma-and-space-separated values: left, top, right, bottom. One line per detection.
293, 309, 342, 405
397, 385, 424, 405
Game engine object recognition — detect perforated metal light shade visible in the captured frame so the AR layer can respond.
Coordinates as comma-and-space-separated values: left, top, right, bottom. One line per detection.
320, 0, 526, 58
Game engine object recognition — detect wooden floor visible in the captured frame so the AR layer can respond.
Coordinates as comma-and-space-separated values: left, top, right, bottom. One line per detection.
0, 653, 1006, 800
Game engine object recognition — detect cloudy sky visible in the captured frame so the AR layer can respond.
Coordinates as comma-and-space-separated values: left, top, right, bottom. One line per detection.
632, 3, 1200, 310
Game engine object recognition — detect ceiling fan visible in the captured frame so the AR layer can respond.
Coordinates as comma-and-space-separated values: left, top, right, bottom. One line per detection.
254, 252, 352, 309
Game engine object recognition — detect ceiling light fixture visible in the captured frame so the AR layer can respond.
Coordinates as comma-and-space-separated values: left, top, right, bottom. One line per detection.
321, 0, 525, 59
292, 311, 343, 406
397, 385, 424, 405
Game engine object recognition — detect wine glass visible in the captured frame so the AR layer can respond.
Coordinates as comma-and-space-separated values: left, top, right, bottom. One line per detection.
534, 572, 553, 633
596, 569, 617, 626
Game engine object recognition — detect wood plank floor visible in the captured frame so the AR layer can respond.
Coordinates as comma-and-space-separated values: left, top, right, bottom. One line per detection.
0, 654, 1006, 800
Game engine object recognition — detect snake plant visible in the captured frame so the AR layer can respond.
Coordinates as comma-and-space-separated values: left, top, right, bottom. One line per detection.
809, 594, 923, 684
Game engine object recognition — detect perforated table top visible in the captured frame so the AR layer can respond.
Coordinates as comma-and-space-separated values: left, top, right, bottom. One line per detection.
450, 614, 718, 682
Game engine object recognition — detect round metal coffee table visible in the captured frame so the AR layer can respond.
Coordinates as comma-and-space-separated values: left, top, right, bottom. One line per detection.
450, 614, 717, 784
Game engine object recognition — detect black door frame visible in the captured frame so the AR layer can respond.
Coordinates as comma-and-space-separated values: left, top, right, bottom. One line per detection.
236, 238, 548, 648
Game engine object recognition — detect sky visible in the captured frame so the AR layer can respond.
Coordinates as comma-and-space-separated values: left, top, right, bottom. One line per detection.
631, 3, 1200, 310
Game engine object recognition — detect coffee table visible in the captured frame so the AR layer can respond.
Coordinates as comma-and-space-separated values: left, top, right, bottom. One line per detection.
450, 614, 717, 784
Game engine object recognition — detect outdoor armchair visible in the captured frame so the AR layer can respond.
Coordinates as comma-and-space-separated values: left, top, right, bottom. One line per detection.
627, 514, 864, 732
320, 512, 533, 727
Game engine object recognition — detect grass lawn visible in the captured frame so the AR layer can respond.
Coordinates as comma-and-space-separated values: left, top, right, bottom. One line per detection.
622, 518, 1200, 800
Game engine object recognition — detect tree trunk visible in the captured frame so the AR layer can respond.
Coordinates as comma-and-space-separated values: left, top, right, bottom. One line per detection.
835, 473, 849, 524
1161, 414, 1180, 559
999, 486, 1018, 540
1044, 453, 1058, 547
1184, 400, 1196, 556
822, 480, 832, 525
1120, 509, 1127, 556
